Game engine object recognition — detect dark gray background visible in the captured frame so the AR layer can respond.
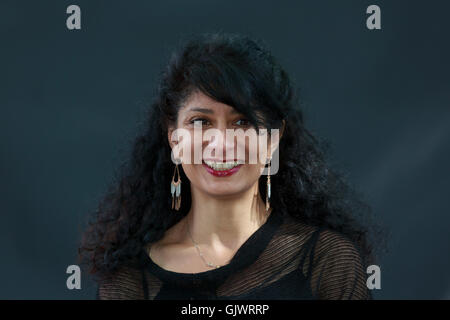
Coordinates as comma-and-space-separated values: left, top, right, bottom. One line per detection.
1, 0, 449, 299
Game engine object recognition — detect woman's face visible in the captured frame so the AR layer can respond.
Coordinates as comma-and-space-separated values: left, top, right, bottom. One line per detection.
168, 90, 272, 199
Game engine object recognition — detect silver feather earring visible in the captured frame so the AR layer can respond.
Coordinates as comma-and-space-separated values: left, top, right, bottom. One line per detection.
171, 163, 181, 211
266, 157, 271, 211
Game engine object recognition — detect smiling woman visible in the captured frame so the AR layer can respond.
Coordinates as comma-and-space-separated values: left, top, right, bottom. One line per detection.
78, 32, 382, 300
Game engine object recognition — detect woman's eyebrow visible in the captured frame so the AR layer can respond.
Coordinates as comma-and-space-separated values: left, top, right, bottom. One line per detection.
189, 107, 214, 114
188, 107, 240, 115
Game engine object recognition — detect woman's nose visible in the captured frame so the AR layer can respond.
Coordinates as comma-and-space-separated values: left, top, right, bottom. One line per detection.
204, 128, 237, 158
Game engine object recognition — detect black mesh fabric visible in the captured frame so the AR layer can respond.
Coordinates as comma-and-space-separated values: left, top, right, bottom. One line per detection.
97, 211, 372, 300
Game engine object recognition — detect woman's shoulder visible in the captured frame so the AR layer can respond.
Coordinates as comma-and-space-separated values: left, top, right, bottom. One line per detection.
303, 226, 371, 299
282, 215, 362, 252
280, 215, 366, 269
313, 227, 365, 263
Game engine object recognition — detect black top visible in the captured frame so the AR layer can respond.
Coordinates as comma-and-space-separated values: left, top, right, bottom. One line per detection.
97, 210, 372, 300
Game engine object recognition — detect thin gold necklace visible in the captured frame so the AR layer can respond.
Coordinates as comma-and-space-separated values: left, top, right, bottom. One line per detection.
186, 217, 225, 269
185, 210, 271, 269
186, 189, 269, 269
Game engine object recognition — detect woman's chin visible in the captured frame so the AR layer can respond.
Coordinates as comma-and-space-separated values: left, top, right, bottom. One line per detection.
192, 176, 248, 198
199, 184, 247, 199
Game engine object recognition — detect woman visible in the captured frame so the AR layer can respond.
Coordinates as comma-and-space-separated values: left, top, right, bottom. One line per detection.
79, 32, 381, 300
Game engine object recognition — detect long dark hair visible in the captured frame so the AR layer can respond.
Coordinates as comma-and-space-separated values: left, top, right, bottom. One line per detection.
78, 32, 385, 281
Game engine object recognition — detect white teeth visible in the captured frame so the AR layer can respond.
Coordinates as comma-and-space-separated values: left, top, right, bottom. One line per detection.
204, 160, 243, 171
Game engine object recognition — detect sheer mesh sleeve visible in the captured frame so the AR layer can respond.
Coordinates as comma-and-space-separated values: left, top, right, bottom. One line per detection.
97, 266, 146, 300
309, 229, 371, 300
94, 215, 373, 300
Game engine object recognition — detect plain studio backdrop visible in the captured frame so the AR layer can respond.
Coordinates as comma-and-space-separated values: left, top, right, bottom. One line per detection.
0, 0, 449, 299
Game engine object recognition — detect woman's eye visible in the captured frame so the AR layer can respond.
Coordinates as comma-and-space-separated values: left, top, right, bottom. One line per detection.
235, 119, 250, 126
190, 118, 210, 126
189, 118, 250, 127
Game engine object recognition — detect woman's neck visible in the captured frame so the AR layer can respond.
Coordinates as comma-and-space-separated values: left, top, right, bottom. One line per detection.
185, 182, 270, 251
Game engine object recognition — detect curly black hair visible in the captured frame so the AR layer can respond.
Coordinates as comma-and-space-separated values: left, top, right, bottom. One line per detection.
78, 32, 385, 282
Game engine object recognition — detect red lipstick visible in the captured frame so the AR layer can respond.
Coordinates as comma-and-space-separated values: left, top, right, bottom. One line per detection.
202, 162, 243, 177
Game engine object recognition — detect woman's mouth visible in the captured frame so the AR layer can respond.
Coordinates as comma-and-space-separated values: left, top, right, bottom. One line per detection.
202, 160, 243, 177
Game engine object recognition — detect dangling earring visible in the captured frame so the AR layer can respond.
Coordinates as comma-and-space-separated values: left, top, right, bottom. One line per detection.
171, 163, 181, 210
253, 181, 259, 215
266, 158, 271, 211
